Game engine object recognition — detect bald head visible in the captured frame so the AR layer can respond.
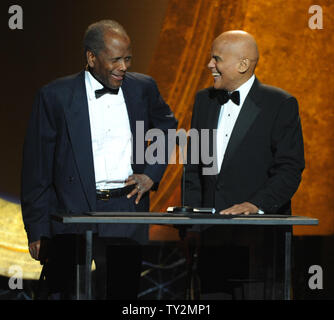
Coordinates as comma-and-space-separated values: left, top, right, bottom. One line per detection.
208, 30, 259, 91
214, 31, 259, 64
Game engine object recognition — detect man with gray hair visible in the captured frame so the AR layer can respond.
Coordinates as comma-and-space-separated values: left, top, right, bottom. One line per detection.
21, 20, 177, 299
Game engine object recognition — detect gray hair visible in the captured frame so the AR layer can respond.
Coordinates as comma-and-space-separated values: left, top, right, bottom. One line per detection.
83, 20, 128, 56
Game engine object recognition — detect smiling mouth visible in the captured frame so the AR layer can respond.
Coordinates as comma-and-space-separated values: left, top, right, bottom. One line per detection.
212, 71, 222, 79
111, 74, 124, 81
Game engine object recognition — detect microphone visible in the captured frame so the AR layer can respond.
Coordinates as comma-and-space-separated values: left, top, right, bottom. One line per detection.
167, 133, 216, 215
171, 164, 193, 213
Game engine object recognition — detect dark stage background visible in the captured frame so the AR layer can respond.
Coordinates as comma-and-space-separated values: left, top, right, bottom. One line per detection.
1, 0, 169, 198
1, 0, 334, 299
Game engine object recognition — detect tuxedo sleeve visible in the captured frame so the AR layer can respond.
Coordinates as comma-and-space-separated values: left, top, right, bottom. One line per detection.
21, 88, 56, 243
143, 78, 178, 187
249, 96, 305, 213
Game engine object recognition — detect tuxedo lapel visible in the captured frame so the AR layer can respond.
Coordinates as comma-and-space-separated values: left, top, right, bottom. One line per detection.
206, 89, 222, 130
121, 75, 143, 136
219, 79, 261, 173
203, 90, 222, 179
121, 75, 147, 167
63, 71, 97, 211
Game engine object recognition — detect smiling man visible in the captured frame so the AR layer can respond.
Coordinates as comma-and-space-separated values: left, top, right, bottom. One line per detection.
21, 20, 177, 299
85, 26, 132, 89
209, 31, 258, 93
184, 30, 304, 216
183, 30, 304, 298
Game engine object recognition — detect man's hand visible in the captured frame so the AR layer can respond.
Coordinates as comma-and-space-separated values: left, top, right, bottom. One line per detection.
29, 240, 41, 260
219, 202, 259, 215
126, 174, 154, 204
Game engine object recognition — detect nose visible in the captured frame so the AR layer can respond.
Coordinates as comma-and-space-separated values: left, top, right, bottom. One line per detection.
119, 59, 127, 71
207, 57, 215, 69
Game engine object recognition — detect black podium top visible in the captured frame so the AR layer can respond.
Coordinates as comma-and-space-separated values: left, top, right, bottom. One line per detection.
51, 212, 318, 226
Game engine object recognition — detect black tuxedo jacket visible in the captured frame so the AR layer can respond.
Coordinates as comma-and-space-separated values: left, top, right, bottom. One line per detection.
21, 71, 178, 243
184, 77, 304, 214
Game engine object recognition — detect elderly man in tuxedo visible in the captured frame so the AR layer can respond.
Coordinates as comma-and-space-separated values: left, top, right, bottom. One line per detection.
21, 20, 177, 299
184, 31, 304, 298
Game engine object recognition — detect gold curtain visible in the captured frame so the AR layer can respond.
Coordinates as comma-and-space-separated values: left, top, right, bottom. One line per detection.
149, 0, 334, 237
0, 198, 42, 279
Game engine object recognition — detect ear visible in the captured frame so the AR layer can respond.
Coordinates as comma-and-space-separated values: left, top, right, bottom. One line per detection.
86, 50, 96, 68
238, 58, 250, 73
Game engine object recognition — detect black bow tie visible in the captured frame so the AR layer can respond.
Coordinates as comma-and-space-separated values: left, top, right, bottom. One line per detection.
95, 86, 119, 99
216, 90, 240, 106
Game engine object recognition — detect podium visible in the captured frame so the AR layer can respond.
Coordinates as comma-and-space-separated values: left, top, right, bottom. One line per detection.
52, 212, 318, 300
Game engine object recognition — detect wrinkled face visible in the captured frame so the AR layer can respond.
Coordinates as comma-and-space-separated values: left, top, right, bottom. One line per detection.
207, 40, 241, 92
87, 31, 132, 89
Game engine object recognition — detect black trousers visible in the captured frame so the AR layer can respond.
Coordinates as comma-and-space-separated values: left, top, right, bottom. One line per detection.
197, 225, 285, 299
43, 196, 143, 300
93, 236, 142, 300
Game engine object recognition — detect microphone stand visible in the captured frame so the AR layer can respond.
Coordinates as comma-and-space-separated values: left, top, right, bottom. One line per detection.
173, 145, 193, 242
171, 141, 199, 299
178, 145, 199, 299
172, 142, 193, 214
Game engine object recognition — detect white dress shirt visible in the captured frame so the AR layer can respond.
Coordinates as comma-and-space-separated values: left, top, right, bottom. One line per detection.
85, 71, 133, 189
216, 75, 255, 172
